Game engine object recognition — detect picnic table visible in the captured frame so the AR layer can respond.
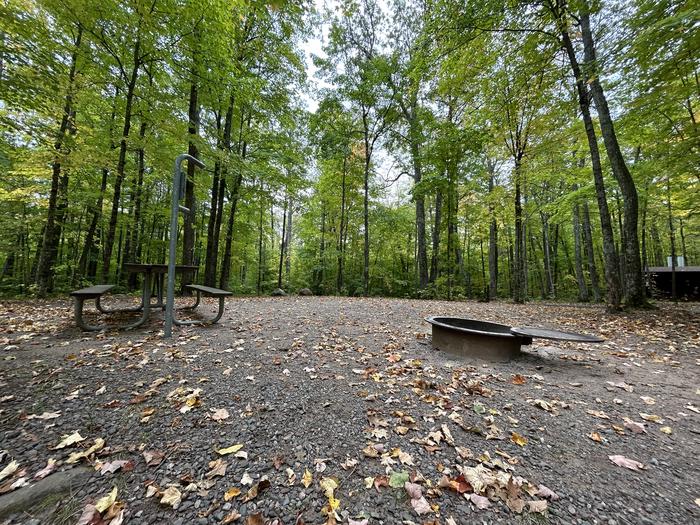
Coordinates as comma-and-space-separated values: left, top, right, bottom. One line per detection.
71, 263, 198, 331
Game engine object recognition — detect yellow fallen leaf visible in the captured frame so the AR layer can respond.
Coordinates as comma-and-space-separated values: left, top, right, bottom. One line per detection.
217, 444, 244, 456
67, 438, 105, 464
302, 468, 313, 488
95, 486, 118, 513
54, 431, 85, 449
0, 460, 19, 482
320, 477, 338, 498
510, 432, 528, 447
639, 413, 663, 423
160, 486, 181, 508
224, 487, 241, 501
659, 426, 672, 435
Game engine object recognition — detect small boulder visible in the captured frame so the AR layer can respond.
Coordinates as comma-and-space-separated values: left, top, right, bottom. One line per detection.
298, 288, 313, 296
271, 288, 287, 297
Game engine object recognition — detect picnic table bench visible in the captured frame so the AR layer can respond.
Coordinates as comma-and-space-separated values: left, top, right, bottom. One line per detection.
176, 284, 232, 325
70, 285, 116, 331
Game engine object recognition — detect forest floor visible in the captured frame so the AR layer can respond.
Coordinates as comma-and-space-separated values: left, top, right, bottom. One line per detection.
0, 296, 698, 525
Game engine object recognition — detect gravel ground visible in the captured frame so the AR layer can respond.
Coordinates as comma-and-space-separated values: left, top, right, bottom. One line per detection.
0, 296, 698, 525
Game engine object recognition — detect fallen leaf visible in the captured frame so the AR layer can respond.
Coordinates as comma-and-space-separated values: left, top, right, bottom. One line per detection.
511, 374, 527, 385
659, 426, 672, 435
211, 408, 230, 421
98, 460, 134, 475
510, 432, 527, 447
241, 472, 254, 486
224, 487, 241, 501
206, 458, 227, 478
27, 411, 61, 420
639, 413, 663, 423
243, 479, 270, 502
588, 432, 603, 443
160, 486, 182, 508
95, 486, 118, 513
341, 458, 358, 470
609, 455, 646, 471
469, 493, 491, 509
536, 484, 559, 500
53, 431, 85, 449
34, 458, 57, 480
302, 468, 313, 488
640, 396, 655, 405
95, 386, 106, 395
222, 510, 242, 523
76, 504, 100, 525
218, 444, 244, 456
0, 460, 19, 482
528, 500, 548, 513
67, 438, 105, 464
623, 417, 647, 434
586, 410, 610, 420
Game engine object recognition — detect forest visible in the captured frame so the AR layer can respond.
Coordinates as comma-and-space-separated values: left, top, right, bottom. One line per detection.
0, 0, 697, 308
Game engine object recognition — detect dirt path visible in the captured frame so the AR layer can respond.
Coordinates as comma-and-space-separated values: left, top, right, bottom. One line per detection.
0, 297, 698, 525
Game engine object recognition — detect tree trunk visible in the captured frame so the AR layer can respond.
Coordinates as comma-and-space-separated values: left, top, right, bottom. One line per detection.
429, 189, 443, 283
540, 211, 555, 297
582, 201, 602, 302
204, 112, 223, 287
513, 158, 526, 303
666, 176, 677, 300
36, 24, 82, 295
102, 36, 141, 283
256, 186, 264, 295
183, 63, 200, 289
573, 203, 589, 301
362, 111, 371, 296
487, 160, 498, 300
579, 5, 644, 306
337, 156, 347, 293
285, 197, 292, 286
558, 19, 621, 309
219, 111, 249, 290
277, 197, 288, 289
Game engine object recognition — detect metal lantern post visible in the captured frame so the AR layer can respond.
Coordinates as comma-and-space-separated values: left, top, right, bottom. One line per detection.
164, 154, 205, 338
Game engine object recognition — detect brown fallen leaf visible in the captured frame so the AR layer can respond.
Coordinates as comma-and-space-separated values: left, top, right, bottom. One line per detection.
511, 374, 527, 385
469, 493, 491, 509
206, 458, 227, 478
588, 432, 603, 443
536, 484, 559, 500
528, 500, 548, 513
623, 418, 647, 434
242, 479, 270, 502
245, 513, 265, 525
33, 459, 57, 480
143, 450, 165, 467
609, 455, 646, 471
586, 410, 610, 420
221, 510, 242, 524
